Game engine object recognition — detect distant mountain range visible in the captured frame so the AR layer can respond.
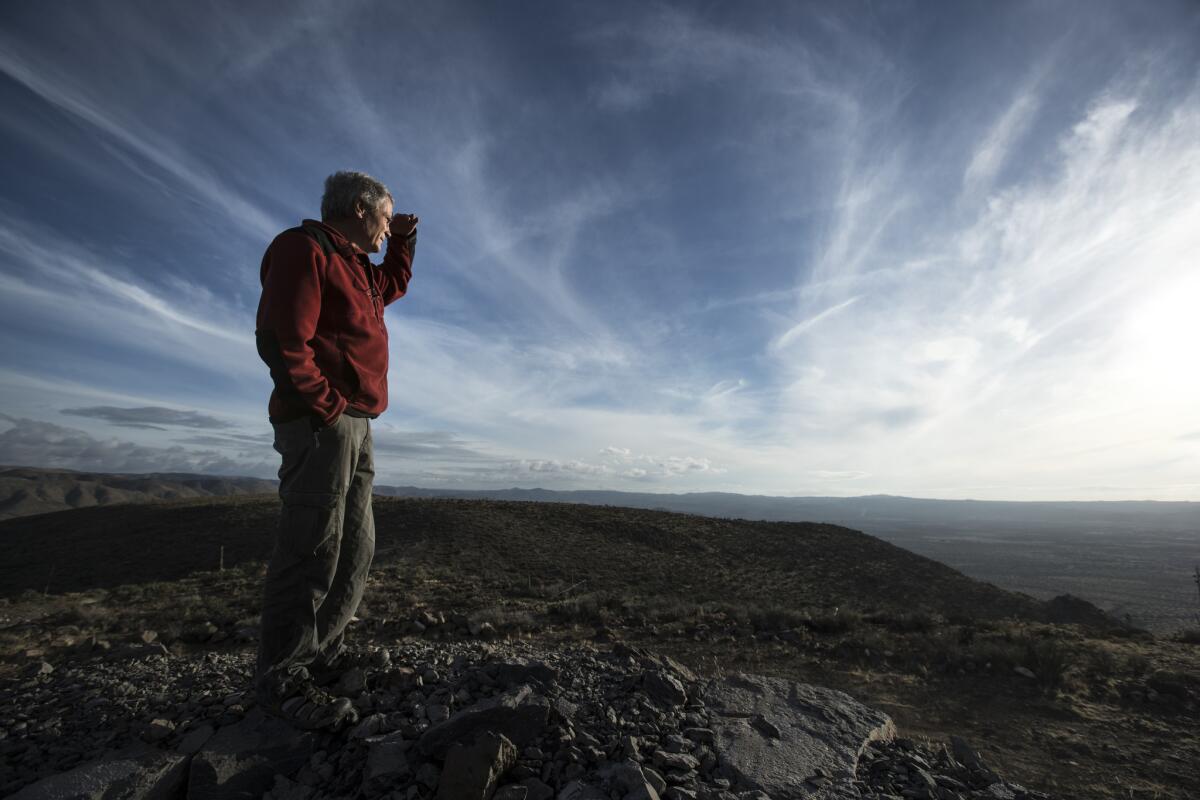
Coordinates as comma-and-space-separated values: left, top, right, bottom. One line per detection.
7, 465, 1200, 532
0, 466, 276, 520
374, 485, 1200, 534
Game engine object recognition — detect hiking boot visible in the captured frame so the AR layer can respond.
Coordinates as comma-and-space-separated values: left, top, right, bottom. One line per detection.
310, 647, 392, 688
260, 677, 357, 731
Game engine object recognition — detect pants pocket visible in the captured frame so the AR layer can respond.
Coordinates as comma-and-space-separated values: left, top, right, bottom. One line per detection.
279, 490, 340, 557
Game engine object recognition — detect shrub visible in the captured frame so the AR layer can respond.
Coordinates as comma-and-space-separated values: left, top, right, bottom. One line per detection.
1086, 647, 1120, 678
547, 591, 624, 624
841, 629, 894, 667
1022, 635, 1071, 694
1176, 628, 1200, 645
966, 637, 1023, 672
806, 608, 862, 635
746, 604, 809, 632
55, 603, 113, 627
867, 610, 939, 634
470, 606, 537, 633
1124, 652, 1151, 676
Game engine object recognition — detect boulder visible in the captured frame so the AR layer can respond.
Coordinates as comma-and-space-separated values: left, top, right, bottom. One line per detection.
187, 708, 317, 800
705, 672, 895, 799
10, 744, 189, 800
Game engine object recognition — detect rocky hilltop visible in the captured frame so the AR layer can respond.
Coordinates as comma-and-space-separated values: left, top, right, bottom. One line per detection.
4, 637, 1041, 800
0, 497, 1195, 799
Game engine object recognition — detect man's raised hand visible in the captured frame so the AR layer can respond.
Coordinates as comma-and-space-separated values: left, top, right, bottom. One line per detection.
390, 213, 419, 239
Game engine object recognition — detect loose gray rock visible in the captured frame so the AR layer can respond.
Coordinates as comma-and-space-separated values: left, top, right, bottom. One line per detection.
139, 718, 175, 743
521, 777, 555, 800
21, 662, 54, 678
351, 713, 386, 739
362, 734, 411, 796
437, 732, 518, 800
643, 767, 667, 795
494, 784, 530, 800
263, 774, 316, 800
601, 761, 664, 800
950, 735, 986, 771
645, 671, 688, 707
654, 750, 699, 773
556, 779, 609, 800
496, 659, 559, 689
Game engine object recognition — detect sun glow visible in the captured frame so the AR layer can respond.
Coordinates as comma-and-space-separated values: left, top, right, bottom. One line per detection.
1120, 272, 1200, 393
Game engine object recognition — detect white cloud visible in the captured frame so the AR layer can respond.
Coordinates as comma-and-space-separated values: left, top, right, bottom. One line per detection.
963, 67, 1047, 195
766, 76, 1200, 497
0, 414, 271, 476
772, 297, 861, 351
0, 216, 260, 379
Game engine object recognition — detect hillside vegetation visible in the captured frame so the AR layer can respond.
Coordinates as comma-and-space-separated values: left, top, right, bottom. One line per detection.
2, 496, 1051, 625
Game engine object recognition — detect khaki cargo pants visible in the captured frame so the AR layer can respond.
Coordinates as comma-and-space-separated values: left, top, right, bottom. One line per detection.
255, 413, 374, 698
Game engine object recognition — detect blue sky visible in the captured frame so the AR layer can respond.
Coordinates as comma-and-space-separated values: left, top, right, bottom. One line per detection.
1, 1, 1198, 499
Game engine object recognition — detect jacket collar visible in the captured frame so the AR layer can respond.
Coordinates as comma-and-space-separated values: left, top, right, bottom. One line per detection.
302, 219, 366, 258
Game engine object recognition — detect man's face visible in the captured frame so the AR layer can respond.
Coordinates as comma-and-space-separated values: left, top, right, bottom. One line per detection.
356, 198, 393, 253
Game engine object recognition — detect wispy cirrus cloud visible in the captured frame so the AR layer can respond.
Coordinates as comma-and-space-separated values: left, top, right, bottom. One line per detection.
0, 39, 280, 242
772, 297, 861, 351
961, 58, 1054, 196
0, 215, 258, 373
61, 406, 229, 431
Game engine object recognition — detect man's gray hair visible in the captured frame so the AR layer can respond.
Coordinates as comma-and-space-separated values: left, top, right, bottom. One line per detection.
320, 171, 393, 221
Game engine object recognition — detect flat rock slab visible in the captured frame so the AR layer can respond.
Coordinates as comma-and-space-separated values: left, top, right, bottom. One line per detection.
419, 684, 549, 760
705, 672, 895, 799
187, 708, 317, 800
10, 744, 189, 800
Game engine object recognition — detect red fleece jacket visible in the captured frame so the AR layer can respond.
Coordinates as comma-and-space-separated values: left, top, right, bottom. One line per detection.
255, 219, 414, 426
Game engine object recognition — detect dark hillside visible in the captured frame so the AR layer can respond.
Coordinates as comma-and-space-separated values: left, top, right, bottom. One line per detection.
0, 496, 1046, 623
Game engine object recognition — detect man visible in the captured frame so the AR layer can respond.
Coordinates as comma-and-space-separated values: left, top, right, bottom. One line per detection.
254, 170, 418, 729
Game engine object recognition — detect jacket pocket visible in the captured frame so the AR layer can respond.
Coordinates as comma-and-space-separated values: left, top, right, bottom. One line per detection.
342, 347, 365, 400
